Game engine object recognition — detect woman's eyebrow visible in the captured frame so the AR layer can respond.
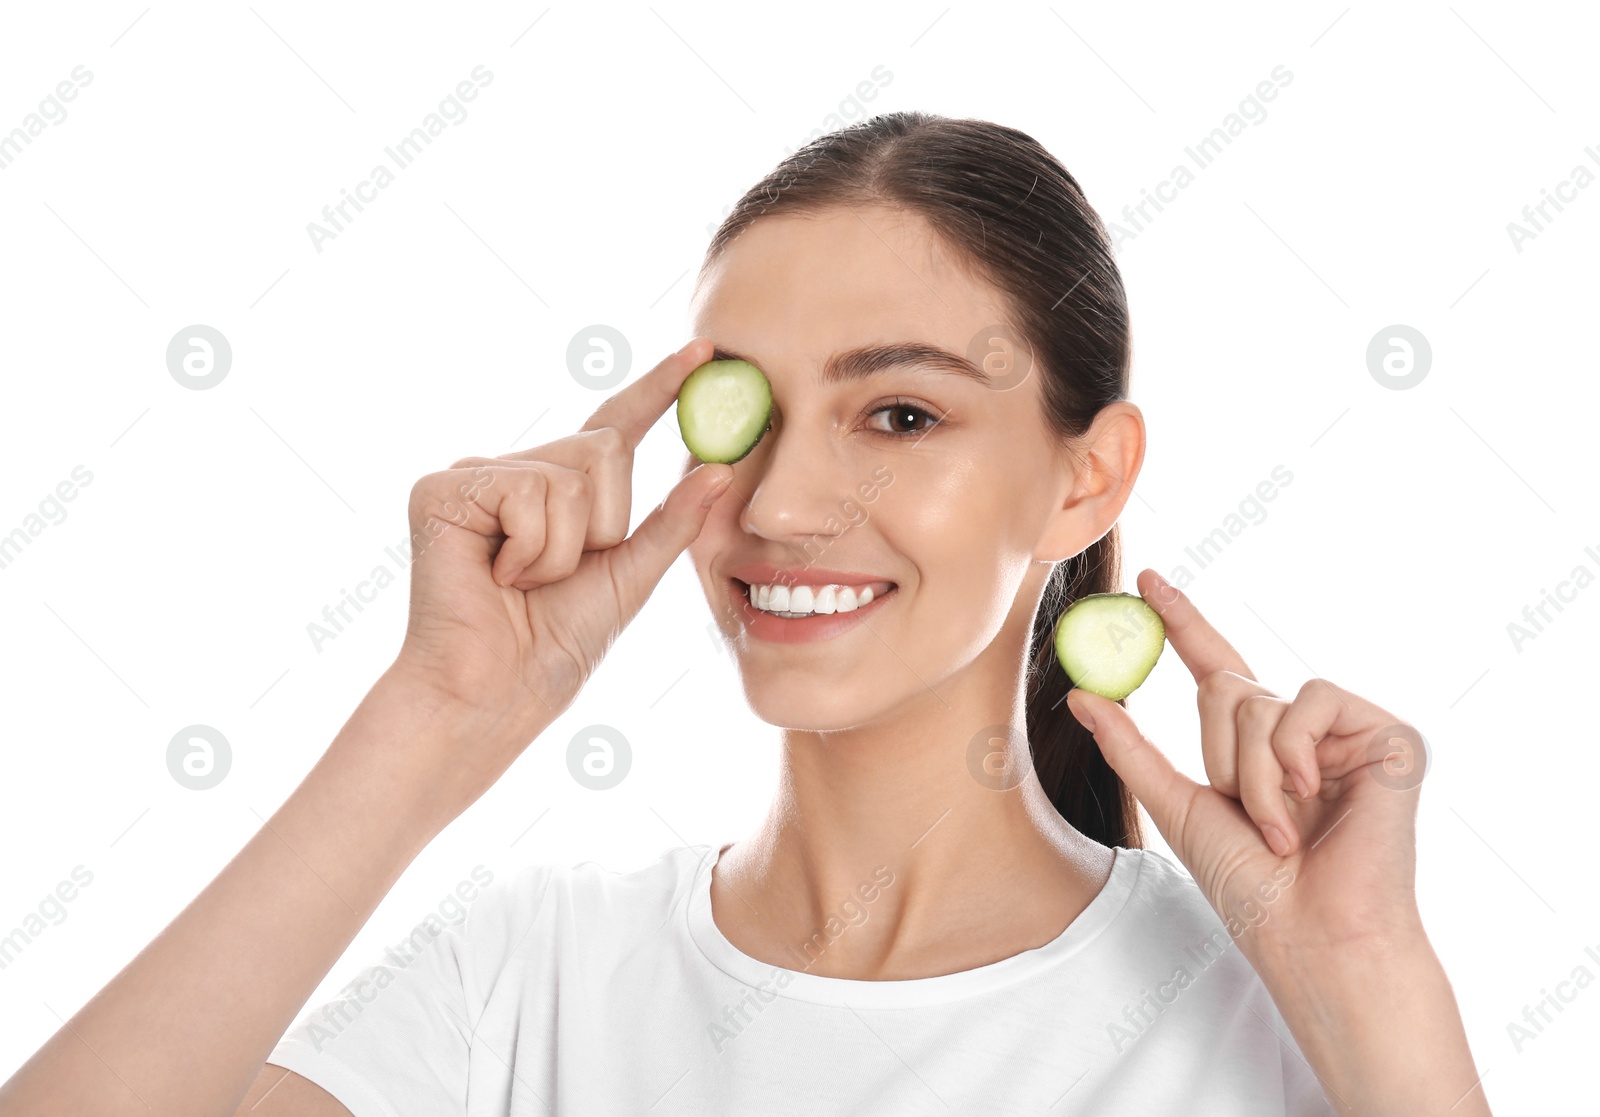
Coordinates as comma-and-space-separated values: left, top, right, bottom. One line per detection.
711, 343, 989, 385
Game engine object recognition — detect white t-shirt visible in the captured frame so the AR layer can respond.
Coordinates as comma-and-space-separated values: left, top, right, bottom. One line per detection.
269, 843, 1336, 1115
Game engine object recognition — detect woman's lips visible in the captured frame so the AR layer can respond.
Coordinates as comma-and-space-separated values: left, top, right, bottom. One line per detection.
728, 577, 897, 644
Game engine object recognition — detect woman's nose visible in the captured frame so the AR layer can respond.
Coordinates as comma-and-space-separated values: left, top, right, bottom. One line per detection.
736, 419, 855, 545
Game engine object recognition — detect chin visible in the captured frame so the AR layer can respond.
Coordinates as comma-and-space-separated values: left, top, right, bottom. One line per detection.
736, 676, 886, 734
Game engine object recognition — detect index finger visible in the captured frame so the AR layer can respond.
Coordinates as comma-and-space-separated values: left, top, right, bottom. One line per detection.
1135, 568, 1257, 685
577, 337, 714, 449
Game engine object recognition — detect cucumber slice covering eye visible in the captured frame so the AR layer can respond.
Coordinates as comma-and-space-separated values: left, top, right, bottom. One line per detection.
1053, 592, 1166, 701
677, 359, 773, 464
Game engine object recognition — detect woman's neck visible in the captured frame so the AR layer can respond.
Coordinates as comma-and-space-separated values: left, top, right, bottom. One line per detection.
709, 716, 1117, 981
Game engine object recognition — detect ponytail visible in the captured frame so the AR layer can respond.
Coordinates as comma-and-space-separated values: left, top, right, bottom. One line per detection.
1025, 531, 1143, 848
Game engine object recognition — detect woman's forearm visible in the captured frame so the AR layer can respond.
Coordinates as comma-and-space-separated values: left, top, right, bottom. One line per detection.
1254, 929, 1492, 1116
0, 666, 526, 1117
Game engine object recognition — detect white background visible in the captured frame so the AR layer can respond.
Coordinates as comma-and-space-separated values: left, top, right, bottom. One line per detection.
1, 1, 1594, 1108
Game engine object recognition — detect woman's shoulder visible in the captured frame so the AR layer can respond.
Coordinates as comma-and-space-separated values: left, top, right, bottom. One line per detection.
469, 843, 709, 931
1109, 844, 1293, 957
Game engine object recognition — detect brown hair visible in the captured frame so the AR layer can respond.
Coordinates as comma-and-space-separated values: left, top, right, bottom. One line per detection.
699, 111, 1142, 850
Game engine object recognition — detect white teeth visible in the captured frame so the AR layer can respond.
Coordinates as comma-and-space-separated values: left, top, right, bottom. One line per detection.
744, 580, 890, 617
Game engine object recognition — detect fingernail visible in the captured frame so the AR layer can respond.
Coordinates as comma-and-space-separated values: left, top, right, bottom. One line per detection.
1291, 770, 1310, 799
1149, 570, 1179, 605
1066, 691, 1096, 733
1261, 823, 1291, 857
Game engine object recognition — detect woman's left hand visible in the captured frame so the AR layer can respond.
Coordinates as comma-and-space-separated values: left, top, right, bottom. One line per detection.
1065, 567, 1431, 962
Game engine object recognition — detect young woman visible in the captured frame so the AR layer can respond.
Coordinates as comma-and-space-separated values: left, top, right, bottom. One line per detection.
0, 112, 1490, 1115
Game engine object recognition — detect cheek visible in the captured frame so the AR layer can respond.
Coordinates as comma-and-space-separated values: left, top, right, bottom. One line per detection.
878, 455, 1016, 566
879, 459, 1038, 634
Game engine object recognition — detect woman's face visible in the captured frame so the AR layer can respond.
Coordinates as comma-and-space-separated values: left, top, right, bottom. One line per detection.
685, 203, 1123, 731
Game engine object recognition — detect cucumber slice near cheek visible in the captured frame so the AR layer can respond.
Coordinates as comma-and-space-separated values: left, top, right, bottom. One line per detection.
1053, 592, 1167, 701
676, 359, 773, 464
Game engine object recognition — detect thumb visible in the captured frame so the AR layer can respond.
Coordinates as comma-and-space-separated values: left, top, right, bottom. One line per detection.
1066, 687, 1202, 846
606, 462, 734, 621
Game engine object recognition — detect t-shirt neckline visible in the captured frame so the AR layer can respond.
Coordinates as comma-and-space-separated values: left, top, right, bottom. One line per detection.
683, 841, 1142, 1008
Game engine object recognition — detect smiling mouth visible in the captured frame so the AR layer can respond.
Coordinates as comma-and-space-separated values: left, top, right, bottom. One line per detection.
733, 578, 897, 618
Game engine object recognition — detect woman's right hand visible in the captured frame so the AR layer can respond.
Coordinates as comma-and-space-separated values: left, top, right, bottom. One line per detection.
383, 337, 734, 808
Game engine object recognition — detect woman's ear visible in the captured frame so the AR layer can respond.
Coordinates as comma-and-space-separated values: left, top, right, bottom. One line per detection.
1033, 400, 1146, 561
